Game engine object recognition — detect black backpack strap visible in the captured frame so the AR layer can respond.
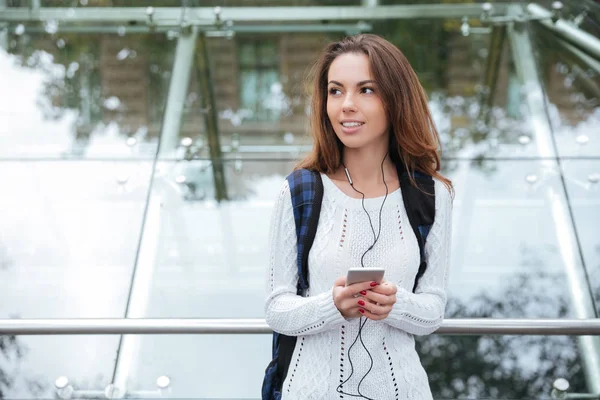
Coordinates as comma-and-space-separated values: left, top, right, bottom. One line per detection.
276, 169, 324, 389
398, 167, 435, 293
286, 169, 324, 294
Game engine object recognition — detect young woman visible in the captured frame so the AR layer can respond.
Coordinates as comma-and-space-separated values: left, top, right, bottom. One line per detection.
265, 33, 453, 400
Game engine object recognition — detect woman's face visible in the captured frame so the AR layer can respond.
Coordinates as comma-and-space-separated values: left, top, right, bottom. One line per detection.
326, 52, 389, 152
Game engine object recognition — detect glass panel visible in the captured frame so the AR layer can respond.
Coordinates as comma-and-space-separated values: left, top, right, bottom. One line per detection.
127, 334, 271, 399
118, 332, 592, 399
36, 0, 364, 6
419, 334, 587, 399
117, 158, 589, 398
0, 161, 152, 318
0, 16, 569, 159
11, 0, 524, 7
367, 19, 544, 159
141, 159, 295, 316
1, 29, 174, 159
444, 160, 580, 318
124, 332, 589, 399
2, 334, 586, 400
0, 335, 119, 400
174, 22, 550, 161
562, 160, 600, 312
121, 160, 293, 399
143, 162, 585, 321
2, 6, 597, 400
172, 34, 313, 160
530, 22, 600, 158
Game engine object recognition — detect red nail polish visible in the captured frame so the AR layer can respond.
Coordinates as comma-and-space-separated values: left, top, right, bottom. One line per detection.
359, 308, 365, 313
370, 282, 377, 287
360, 290, 367, 296
358, 300, 365, 306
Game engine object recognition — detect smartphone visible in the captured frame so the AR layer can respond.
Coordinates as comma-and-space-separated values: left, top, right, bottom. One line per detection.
346, 268, 385, 286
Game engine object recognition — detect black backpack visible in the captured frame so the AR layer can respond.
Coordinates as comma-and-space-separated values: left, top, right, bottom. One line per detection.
262, 166, 435, 400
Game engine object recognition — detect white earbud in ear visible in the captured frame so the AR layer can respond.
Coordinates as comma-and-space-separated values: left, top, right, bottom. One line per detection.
344, 167, 353, 186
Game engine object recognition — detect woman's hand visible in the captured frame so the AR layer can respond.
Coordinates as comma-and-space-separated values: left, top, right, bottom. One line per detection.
332, 276, 381, 319
358, 281, 397, 321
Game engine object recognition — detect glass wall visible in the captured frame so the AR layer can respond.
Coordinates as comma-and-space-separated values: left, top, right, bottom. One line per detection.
0, 0, 598, 398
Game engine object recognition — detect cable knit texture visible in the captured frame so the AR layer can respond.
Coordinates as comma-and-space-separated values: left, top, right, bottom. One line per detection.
265, 173, 453, 400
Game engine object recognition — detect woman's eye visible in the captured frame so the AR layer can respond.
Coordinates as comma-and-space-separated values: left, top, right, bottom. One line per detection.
362, 87, 374, 94
328, 88, 341, 95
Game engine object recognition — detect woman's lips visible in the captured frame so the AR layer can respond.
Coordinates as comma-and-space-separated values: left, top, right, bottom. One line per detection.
340, 122, 364, 134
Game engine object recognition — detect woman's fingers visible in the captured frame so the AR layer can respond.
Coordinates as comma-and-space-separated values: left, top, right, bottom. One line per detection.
333, 279, 377, 317
356, 282, 396, 319
342, 298, 365, 316
345, 281, 380, 297
359, 300, 392, 320
360, 290, 394, 305
359, 299, 392, 316
370, 281, 397, 295
333, 276, 393, 318
334, 297, 366, 319
359, 308, 388, 321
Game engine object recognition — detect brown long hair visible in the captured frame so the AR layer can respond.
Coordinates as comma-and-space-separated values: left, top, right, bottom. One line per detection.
296, 33, 452, 193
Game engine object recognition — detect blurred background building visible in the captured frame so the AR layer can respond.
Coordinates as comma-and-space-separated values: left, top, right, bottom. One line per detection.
0, 0, 599, 399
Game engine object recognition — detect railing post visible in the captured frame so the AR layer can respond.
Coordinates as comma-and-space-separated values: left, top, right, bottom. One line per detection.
527, 3, 600, 61
195, 32, 227, 201
111, 197, 164, 398
479, 25, 506, 124
158, 24, 198, 156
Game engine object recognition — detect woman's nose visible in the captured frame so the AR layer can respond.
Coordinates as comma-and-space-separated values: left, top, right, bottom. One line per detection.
342, 94, 357, 112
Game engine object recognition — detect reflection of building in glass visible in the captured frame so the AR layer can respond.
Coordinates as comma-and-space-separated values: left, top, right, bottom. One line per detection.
238, 38, 282, 121
4, 23, 597, 158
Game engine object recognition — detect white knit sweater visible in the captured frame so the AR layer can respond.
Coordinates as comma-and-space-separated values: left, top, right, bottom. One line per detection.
265, 173, 453, 400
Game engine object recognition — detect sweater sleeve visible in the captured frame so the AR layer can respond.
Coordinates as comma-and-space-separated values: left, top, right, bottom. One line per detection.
264, 179, 347, 336
385, 178, 453, 335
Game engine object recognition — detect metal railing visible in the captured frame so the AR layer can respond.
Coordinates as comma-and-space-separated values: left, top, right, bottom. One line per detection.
0, 318, 599, 335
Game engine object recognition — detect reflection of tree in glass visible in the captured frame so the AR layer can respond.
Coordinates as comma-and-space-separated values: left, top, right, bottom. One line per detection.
531, 24, 600, 126
0, 335, 31, 399
368, 14, 550, 175
8, 32, 103, 148
0, 347, 105, 400
8, 28, 173, 147
429, 94, 529, 166
417, 264, 588, 399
